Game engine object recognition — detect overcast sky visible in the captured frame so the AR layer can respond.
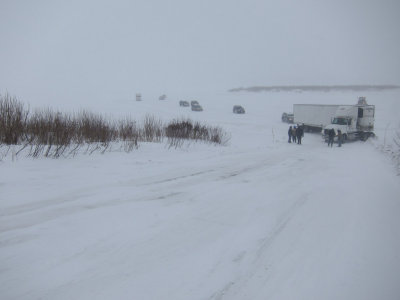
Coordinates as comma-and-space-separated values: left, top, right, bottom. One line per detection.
1, 0, 399, 102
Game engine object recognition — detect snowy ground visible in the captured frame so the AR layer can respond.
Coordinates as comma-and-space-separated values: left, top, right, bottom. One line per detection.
1, 90, 400, 300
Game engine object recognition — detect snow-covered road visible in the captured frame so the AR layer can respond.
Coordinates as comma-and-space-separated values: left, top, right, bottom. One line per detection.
1, 91, 400, 300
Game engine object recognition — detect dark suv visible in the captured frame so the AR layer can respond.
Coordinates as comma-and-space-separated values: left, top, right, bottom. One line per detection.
282, 112, 294, 123
233, 105, 245, 114
179, 100, 190, 107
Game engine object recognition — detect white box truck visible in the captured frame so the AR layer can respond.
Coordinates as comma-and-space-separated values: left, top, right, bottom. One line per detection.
293, 97, 375, 141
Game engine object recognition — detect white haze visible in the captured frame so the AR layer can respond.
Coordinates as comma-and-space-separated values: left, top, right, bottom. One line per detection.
0, 0, 400, 105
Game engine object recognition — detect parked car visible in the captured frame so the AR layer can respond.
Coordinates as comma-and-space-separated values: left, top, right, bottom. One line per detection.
191, 104, 203, 111
282, 112, 294, 123
233, 105, 245, 114
159, 94, 167, 100
179, 100, 190, 107
191, 100, 199, 106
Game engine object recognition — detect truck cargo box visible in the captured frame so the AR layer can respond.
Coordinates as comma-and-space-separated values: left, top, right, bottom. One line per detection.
293, 104, 340, 132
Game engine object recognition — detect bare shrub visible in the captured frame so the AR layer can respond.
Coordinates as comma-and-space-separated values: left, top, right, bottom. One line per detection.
118, 118, 139, 151
165, 119, 193, 148
165, 119, 193, 139
0, 93, 29, 145
165, 119, 229, 148
192, 122, 209, 141
118, 118, 139, 140
208, 126, 230, 145
141, 114, 164, 142
25, 109, 75, 157
75, 111, 117, 144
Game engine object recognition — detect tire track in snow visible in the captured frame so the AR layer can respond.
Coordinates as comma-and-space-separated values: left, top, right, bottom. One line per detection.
254, 193, 309, 259
0, 149, 308, 238
0, 191, 182, 235
207, 193, 310, 300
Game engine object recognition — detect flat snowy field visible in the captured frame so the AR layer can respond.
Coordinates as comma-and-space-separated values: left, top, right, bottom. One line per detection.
1, 90, 400, 300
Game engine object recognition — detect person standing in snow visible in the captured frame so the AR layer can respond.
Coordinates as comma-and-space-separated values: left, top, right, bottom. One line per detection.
328, 128, 335, 147
288, 126, 292, 143
296, 125, 304, 144
292, 126, 297, 143
337, 129, 343, 147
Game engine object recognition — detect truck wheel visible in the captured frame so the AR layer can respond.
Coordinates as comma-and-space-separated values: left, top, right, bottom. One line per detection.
362, 132, 374, 141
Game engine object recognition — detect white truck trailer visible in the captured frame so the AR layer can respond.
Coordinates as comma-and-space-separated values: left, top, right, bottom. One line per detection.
293, 104, 340, 132
293, 97, 375, 141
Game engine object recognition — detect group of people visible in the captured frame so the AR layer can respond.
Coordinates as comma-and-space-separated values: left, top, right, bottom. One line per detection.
327, 128, 343, 147
288, 125, 304, 144
287, 125, 344, 147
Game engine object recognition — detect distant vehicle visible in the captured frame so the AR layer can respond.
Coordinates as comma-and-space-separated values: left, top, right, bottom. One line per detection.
136, 93, 142, 101
159, 94, 167, 100
191, 104, 203, 111
179, 100, 190, 107
281, 112, 293, 123
191, 100, 199, 106
233, 105, 245, 114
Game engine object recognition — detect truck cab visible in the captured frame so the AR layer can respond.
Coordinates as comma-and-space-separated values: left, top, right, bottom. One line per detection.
324, 116, 353, 141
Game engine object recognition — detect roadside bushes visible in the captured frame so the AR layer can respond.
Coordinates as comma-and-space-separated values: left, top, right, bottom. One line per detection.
165, 118, 229, 148
142, 114, 163, 143
23, 110, 119, 157
0, 94, 28, 145
0, 94, 229, 158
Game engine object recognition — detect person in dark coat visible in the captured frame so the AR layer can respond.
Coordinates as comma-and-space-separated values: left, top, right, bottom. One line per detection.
337, 130, 343, 147
288, 126, 292, 143
292, 126, 297, 143
328, 128, 335, 147
296, 125, 304, 144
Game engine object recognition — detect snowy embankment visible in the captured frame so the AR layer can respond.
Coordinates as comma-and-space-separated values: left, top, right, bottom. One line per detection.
1, 90, 400, 300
